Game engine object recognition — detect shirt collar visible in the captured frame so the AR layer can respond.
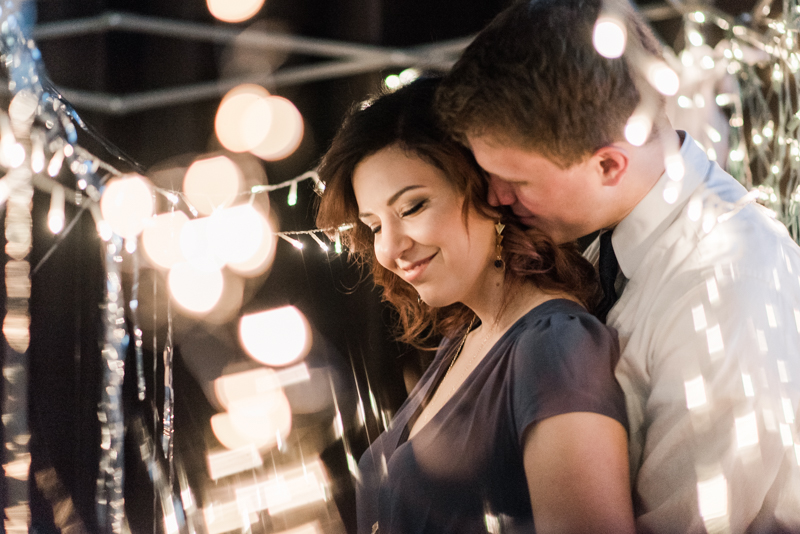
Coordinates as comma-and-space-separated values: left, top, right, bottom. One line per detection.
612, 131, 712, 278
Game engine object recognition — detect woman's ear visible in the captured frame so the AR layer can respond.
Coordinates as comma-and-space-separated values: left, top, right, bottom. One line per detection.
593, 146, 629, 187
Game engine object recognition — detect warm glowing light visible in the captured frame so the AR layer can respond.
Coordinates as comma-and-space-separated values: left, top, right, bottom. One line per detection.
142, 211, 189, 269
593, 16, 627, 58
214, 368, 281, 409
212, 389, 292, 450
215, 84, 272, 152
183, 156, 242, 216
100, 174, 155, 239
698, 474, 728, 520
688, 29, 704, 47
234, 462, 328, 516
399, 68, 420, 85
665, 154, 685, 181
625, 113, 652, 146
8, 90, 37, 131
384, 74, 401, 90
207, 0, 265, 23
729, 149, 744, 162
180, 216, 226, 272
684, 375, 707, 409
207, 445, 263, 480
678, 95, 693, 108
48, 185, 65, 234
3, 142, 24, 168
647, 62, 680, 95
706, 324, 724, 354
168, 261, 224, 313
692, 304, 707, 331
240, 306, 311, 366
250, 96, 304, 161
207, 204, 266, 265
227, 214, 276, 277
742, 373, 755, 397
735, 412, 759, 448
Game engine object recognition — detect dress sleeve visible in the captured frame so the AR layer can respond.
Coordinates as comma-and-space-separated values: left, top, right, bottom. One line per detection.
511, 309, 628, 447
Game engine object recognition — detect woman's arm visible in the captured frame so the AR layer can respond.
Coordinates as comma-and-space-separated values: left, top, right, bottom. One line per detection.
523, 411, 635, 534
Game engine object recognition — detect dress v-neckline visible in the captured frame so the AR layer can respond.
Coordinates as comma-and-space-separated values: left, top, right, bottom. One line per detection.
395, 298, 576, 449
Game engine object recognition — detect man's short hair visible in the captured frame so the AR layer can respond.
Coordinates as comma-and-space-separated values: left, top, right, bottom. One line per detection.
437, 0, 664, 167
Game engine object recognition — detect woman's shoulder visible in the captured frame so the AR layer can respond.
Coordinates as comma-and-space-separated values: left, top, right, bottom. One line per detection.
511, 298, 618, 361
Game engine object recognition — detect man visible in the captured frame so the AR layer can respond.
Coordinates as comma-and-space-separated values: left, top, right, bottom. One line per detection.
438, 0, 800, 532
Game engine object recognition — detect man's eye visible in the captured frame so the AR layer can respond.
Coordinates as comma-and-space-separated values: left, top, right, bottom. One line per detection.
401, 201, 425, 217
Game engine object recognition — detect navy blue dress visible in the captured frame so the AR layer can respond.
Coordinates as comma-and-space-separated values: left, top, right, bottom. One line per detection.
356, 299, 627, 534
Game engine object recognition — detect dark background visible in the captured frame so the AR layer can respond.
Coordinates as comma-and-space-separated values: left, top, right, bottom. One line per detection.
9, 0, 761, 532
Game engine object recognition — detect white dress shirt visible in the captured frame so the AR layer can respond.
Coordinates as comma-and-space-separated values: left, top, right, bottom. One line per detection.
585, 132, 800, 533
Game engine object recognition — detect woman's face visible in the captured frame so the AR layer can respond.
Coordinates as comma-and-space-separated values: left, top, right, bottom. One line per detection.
353, 145, 497, 308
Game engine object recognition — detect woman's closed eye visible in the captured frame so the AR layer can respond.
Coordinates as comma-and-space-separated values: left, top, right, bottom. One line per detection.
401, 200, 426, 218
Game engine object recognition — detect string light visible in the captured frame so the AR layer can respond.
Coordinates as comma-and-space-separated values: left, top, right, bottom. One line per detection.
279, 234, 304, 249
625, 112, 653, 146
47, 184, 65, 234
309, 232, 329, 251
334, 232, 342, 254
288, 180, 298, 206
47, 148, 65, 177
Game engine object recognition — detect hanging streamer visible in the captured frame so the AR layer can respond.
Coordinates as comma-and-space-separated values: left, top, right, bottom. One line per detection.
95, 235, 128, 534
162, 298, 175, 489
3, 164, 33, 533
131, 248, 147, 401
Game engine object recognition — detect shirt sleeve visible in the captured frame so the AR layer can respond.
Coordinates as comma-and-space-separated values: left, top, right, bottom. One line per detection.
511, 308, 628, 447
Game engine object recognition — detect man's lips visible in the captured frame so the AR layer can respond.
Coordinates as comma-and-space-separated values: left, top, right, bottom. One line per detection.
399, 253, 437, 283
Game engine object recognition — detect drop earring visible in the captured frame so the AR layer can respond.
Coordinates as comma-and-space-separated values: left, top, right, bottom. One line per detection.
494, 222, 505, 271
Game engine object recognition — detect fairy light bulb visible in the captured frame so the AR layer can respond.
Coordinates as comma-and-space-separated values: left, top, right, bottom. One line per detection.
288, 180, 298, 206
334, 232, 342, 254
665, 154, 685, 181
384, 75, 401, 90
593, 16, 627, 58
48, 184, 65, 234
310, 232, 329, 251
47, 149, 65, 177
100, 174, 155, 239
239, 306, 311, 367
226, 215, 276, 278
206, 0, 265, 23
625, 113, 653, 146
31, 132, 44, 173
706, 126, 722, 143
688, 29, 704, 47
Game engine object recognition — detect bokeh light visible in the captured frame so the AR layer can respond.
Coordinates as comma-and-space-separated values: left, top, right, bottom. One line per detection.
647, 62, 680, 96
593, 16, 627, 59
215, 84, 272, 152
227, 213, 276, 277
249, 96, 304, 161
179, 216, 226, 272
214, 368, 281, 409
211, 389, 292, 450
168, 261, 224, 314
183, 156, 242, 216
206, 0, 265, 23
100, 174, 155, 239
625, 113, 652, 146
207, 204, 266, 265
239, 306, 311, 367
142, 211, 189, 269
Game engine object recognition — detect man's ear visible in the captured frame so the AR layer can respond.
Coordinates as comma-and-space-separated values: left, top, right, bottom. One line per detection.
594, 146, 629, 187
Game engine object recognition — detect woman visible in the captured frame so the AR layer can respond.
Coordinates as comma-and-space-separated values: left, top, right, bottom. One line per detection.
316, 77, 634, 534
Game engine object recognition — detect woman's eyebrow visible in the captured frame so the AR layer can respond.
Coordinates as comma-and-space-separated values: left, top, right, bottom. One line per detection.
358, 185, 424, 218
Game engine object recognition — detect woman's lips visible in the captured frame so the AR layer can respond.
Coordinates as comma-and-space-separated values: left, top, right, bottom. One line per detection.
401, 253, 436, 283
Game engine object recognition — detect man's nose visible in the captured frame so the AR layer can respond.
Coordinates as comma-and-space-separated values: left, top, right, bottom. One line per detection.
487, 176, 516, 206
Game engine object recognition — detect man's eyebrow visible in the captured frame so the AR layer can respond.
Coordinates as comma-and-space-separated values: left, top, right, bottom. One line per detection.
358, 185, 424, 218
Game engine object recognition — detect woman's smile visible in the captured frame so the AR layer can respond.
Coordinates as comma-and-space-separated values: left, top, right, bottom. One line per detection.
398, 252, 438, 283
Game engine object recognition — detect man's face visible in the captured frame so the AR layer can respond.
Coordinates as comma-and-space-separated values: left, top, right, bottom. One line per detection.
468, 136, 605, 244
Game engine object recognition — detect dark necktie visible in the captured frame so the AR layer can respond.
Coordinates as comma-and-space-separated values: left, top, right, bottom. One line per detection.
596, 230, 619, 323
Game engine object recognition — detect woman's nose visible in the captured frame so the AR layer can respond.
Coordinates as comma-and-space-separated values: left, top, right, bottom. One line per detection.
374, 222, 412, 266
